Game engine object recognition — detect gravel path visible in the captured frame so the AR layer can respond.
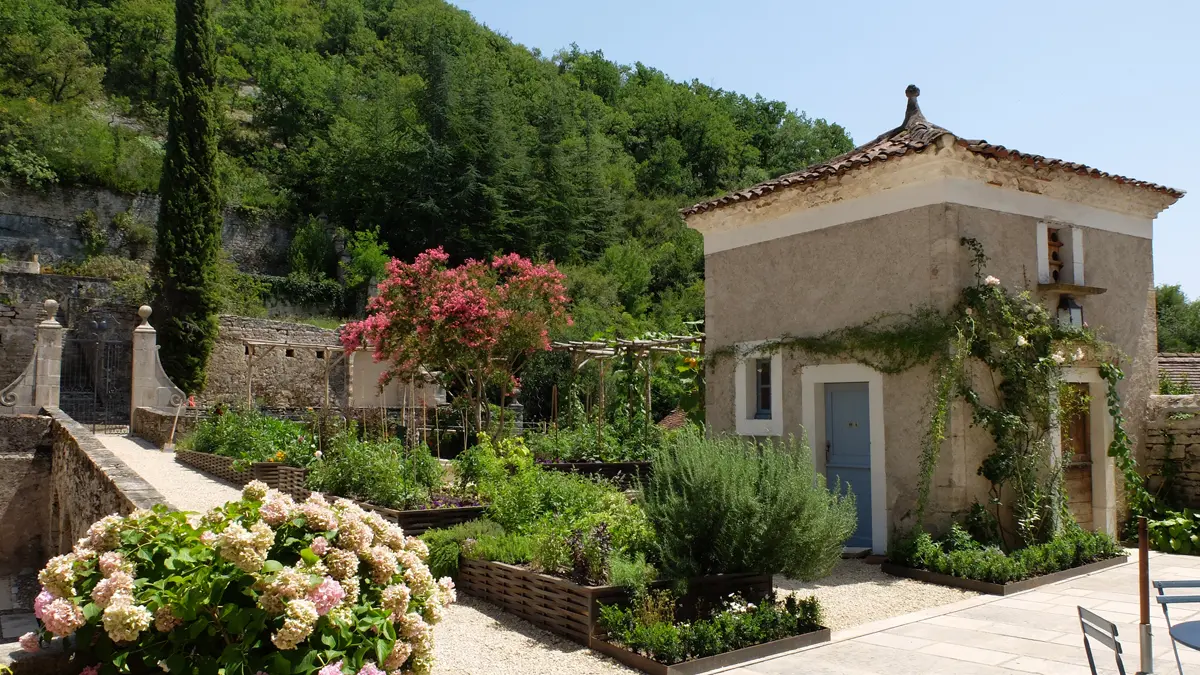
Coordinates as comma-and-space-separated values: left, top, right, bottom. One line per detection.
777, 558, 978, 630
97, 433, 243, 513
433, 595, 632, 674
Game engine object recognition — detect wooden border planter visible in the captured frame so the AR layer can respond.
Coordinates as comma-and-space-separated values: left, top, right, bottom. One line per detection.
252, 463, 310, 500
353, 501, 486, 536
881, 555, 1128, 595
457, 558, 771, 645
540, 461, 651, 484
588, 627, 831, 675
174, 450, 253, 486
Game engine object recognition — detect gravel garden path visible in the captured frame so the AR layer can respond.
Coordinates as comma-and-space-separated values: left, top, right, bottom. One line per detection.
777, 559, 978, 630
96, 433, 244, 513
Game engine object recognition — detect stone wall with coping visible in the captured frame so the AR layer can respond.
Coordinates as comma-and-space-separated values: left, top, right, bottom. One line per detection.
0, 414, 52, 575
1145, 394, 1200, 508
132, 406, 201, 448
0, 185, 291, 274
202, 315, 348, 408
45, 406, 166, 556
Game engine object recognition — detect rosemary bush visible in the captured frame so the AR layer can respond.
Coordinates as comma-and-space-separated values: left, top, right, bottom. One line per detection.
641, 428, 857, 579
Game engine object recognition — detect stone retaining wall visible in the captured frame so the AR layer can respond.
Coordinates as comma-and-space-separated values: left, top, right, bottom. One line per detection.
0, 415, 52, 575
132, 406, 201, 448
1144, 394, 1200, 509
0, 185, 291, 274
45, 407, 166, 556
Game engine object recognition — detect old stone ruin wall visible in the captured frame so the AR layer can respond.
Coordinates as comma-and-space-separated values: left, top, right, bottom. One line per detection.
1144, 394, 1200, 509
202, 315, 349, 408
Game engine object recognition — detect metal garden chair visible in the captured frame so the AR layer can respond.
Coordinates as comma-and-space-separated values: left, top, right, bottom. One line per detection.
1078, 605, 1126, 675
1155, 579, 1200, 674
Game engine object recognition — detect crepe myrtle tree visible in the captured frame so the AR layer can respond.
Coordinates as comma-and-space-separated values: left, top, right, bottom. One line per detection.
341, 248, 571, 436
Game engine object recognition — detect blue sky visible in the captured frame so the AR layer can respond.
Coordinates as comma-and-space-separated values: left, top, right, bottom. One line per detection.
451, 0, 1199, 296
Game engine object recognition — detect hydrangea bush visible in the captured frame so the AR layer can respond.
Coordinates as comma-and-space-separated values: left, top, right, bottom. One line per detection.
20, 482, 455, 675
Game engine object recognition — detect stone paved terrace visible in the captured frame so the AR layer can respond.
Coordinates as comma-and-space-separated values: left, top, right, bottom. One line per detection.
726, 550, 1200, 675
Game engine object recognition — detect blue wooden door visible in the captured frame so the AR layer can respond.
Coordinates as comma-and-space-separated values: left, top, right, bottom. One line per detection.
825, 382, 871, 548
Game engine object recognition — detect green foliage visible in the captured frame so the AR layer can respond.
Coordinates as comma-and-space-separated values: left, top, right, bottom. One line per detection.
0, 96, 162, 192
213, 253, 268, 317
1148, 509, 1200, 555
288, 217, 337, 281
891, 524, 1123, 584
28, 491, 449, 673
420, 520, 532, 579
608, 551, 657, 593
64, 255, 152, 304
1157, 284, 1200, 353
340, 226, 389, 289
0, 0, 102, 102
180, 406, 317, 468
112, 209, 155, 258
306, 438, 443, 511
152, 0, 221, 394
599, 591, 823, 665
75, 209, 107, 257
642, 428, 857, 579
1160, 372, 1195, 395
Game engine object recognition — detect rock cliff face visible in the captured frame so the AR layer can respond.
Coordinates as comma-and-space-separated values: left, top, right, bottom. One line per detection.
0, 185, 291, 274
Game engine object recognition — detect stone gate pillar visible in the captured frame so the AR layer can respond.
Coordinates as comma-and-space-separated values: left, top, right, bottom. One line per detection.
33, 299, 63, 409
130, 305, 185, 421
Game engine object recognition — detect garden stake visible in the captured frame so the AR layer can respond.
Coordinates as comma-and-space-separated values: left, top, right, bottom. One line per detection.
1139, 515, 1153, 674
164, 400, 184, 452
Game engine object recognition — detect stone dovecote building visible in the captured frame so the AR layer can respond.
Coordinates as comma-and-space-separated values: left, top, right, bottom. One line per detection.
684, 86, 1183, 552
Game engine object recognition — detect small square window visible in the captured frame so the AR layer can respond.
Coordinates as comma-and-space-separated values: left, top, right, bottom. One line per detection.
285, 349, 295, 358
316, 350, 325, 360
754, 358, 772, 419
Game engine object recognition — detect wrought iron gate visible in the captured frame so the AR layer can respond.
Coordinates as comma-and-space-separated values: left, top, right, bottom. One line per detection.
60, 339, 132, 433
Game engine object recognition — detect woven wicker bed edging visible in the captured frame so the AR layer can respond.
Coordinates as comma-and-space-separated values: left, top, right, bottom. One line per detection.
456, 558, 771, 645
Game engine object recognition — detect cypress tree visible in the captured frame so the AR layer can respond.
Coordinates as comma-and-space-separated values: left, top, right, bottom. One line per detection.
152, 0, 221, 393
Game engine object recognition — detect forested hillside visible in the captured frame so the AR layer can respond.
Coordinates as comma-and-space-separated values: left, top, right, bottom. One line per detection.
0, 0, 854, 335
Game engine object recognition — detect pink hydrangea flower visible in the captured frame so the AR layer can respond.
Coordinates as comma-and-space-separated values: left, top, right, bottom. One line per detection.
80, 667, 99, 675
317, 660, 344, 675
18, 631, 39, 652
42, 597, 86, 637
310, 536, 329, 556
357, 662, 385, 675
306, 576, 346, 616
33, 588, 54, 619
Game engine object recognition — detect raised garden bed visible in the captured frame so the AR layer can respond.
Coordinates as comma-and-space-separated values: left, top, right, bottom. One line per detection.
174, 450, 253, 486
353, 501, 486, 536
588, 627, 831, 675
456, 558, 771, 645
252, 463, 310, 500
881, 554, 1129, 595
539, 461, 651, 484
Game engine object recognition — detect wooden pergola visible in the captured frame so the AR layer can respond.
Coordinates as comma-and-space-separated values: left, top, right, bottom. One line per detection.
548, 334, 704, 430
243, 339, 346, 409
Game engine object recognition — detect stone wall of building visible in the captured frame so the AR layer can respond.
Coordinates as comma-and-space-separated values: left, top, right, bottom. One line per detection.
1145, 394, 1200, 509
45, 407, 165, 557
0, 185, 291, 274
0, 414, 52, 575
202, 316, 348, 408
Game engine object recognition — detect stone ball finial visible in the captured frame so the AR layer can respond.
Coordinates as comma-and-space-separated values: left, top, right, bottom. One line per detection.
905, 84, 920, 99
44, 299, 58, 315
138, 305, 153, 321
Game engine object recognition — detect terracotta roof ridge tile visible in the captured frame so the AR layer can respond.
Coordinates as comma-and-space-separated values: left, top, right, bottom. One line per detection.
681, 85, 1183, 218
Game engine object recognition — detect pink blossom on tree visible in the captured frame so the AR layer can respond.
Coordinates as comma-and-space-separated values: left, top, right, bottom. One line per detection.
341, 248, 571, 432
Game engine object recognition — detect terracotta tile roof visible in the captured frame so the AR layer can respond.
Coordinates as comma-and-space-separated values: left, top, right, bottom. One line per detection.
1159, 353, 1200, 391
682, 85, 1183, 218
657, 407, 689, 430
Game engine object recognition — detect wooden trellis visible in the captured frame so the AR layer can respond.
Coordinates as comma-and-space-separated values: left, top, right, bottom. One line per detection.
548, 335, 704, 436
243, 339, 346, 410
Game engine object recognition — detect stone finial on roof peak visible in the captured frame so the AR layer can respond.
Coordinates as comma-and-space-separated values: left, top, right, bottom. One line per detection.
903, 84, 925, 128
